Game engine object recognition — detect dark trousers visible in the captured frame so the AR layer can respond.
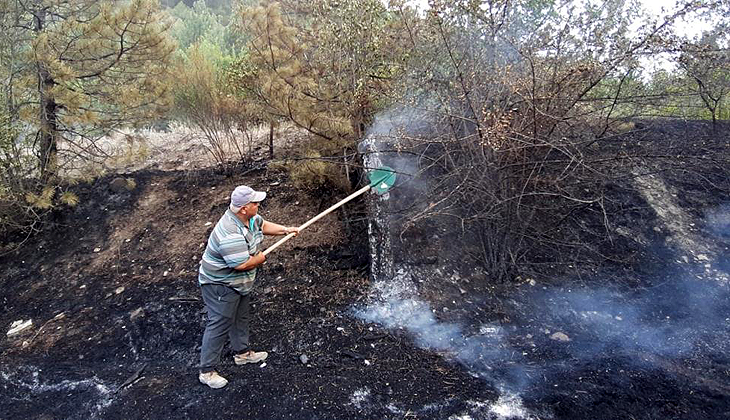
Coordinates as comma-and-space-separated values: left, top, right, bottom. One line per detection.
199, 284, 251, 373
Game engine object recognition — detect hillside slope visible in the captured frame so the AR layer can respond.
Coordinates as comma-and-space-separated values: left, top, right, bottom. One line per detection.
1, 121, 729, 419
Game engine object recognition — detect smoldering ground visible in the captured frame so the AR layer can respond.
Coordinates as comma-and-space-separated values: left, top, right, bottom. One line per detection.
358, 201, 729, 418
356, 106, 730, 417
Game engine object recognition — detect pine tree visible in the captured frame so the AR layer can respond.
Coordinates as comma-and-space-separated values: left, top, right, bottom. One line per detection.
1, 0, 176, 182
238, 0, 407, 147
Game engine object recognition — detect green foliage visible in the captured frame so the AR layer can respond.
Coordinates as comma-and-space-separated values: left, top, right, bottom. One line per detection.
239, 0, 413, 141
677, 29, 730, 124
0, 0, 176, 238
235, 0, 414, 190
0, 97, 76, 236
0, 105, 22, 199
166, 0, 259, 160
0, 98, 32, 235
169, 0, 241, 57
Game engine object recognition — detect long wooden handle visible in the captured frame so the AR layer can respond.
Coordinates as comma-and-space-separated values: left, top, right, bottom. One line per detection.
262, 184, 372, 256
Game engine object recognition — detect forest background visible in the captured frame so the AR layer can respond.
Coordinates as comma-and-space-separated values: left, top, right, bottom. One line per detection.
1, 0, 729, 280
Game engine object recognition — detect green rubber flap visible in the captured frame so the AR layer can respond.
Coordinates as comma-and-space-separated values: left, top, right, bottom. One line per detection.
368, 166, 396, 195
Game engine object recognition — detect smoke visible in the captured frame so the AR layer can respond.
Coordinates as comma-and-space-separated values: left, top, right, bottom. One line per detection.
358, 104, 431, 191
707, 203, 730, 239
357, 92, 730, 419
355, 267, 532, 394
532, 275, 730, 359
357, 106, 730, 411
357, 259, 730, 399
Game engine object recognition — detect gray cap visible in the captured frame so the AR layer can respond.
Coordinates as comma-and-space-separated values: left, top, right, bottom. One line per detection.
231, 185, 266, 208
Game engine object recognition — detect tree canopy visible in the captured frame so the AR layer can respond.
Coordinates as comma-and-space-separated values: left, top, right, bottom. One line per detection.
1, 0, 175, 182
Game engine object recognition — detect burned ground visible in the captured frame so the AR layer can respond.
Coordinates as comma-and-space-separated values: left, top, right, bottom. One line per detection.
0, 163, 489, 419
1, 120, 730, 419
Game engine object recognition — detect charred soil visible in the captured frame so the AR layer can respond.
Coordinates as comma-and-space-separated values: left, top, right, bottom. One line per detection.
1, 162, 488, 419
1, 120, 730, 419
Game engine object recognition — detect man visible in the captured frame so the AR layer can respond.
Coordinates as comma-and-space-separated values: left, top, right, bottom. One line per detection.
198, 185, 299, 389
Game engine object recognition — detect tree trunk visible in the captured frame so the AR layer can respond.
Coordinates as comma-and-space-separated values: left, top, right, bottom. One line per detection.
38, 67, 58, 183
34, 7, 58, 183
268, 121, 275, 159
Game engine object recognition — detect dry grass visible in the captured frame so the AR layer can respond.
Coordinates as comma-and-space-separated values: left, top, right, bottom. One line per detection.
57, 122, 309, 178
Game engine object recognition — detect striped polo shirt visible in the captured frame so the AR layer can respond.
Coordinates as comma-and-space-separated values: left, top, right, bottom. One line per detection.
198, 210, 264, 294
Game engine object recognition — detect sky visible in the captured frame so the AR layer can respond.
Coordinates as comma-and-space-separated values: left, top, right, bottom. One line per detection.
403, 0, 716, 38
403, 0, 721, 73
640, 0, 717, 38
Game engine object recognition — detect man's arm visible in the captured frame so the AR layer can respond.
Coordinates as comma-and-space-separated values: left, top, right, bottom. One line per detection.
262, 220, 299, 236
234, 252, 265, 271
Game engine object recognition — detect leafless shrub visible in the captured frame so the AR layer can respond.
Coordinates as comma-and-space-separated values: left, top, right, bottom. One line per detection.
173, 46, 259, 165
385, 0, 720, 280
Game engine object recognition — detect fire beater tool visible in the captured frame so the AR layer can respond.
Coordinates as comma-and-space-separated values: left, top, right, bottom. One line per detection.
262, 166, 396, 256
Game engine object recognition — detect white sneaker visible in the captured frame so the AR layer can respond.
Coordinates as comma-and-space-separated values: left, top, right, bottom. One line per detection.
234, 350, 268, 365
199, 371, 228, 389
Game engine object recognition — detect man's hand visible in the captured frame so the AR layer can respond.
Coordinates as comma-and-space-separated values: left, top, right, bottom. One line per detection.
285, 227, 300, 236
252, 252, 266, 266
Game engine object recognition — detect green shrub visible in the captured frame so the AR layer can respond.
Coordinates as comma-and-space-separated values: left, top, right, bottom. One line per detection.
289, 150, 351, 192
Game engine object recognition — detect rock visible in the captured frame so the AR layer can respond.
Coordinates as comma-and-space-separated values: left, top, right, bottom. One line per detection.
115, 287, 125, 294
93, 248, 101, 253
110, 177, 128, 193
341, 350, 364, 359
7, 319, 33, 337
300, 354, 309, 365
110, 177, 135, 193
550, 332, 571, 342
130, 308, 144, 321
115, 364, 147, 393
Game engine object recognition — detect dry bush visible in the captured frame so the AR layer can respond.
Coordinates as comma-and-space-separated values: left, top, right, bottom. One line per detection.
172, 45, 259, 165
385, 0, 715, 280
289, 150, 352, 192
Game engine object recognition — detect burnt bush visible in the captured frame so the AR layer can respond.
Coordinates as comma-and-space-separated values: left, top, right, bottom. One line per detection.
373, 1, 730, 281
